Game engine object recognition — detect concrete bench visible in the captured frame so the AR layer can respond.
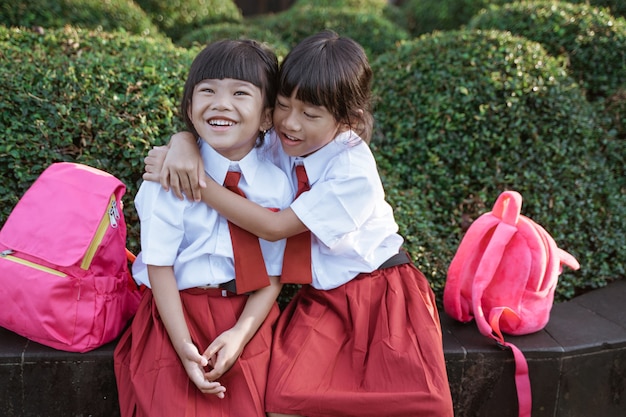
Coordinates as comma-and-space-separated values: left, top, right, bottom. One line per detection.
1, 279, 625, 417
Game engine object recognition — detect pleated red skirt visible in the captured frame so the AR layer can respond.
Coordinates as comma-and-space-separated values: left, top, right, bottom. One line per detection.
114, 288, 279, 417
265, 263, 454, 417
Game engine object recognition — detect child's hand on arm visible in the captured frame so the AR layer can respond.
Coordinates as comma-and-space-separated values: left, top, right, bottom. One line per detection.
143, 131, 206, 201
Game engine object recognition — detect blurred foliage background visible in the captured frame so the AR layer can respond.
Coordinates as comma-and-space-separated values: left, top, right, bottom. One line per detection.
0, 0, 624, 307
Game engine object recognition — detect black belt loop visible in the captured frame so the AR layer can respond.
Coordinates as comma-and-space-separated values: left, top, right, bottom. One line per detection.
378, 250, 412, 270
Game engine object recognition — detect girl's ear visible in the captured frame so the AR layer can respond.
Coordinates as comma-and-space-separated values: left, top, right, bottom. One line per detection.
260, 107, 273, 132
341, 108, 364, 133
187, 100, 193, 123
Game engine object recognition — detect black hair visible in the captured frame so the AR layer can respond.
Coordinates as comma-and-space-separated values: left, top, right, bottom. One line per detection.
181, 39, 279, 139
278, 30, 374, 142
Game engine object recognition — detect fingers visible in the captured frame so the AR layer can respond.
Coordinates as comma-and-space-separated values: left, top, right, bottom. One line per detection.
203, 348, 233, 382
196, 379, 227, 398
180, 173, 196, 202
207, 384, 227, 399
191, 164, 207, 202
143, 155, 160, 183
144, 146, 168, 183
205, 366, 225, 382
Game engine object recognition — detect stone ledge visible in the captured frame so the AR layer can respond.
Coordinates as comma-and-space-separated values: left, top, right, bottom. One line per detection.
1, 280, 624, 417
444, 279, 626, 417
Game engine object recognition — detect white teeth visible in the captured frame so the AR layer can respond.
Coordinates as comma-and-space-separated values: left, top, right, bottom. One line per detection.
286, 134, 300, 141
209, 119, 234, 126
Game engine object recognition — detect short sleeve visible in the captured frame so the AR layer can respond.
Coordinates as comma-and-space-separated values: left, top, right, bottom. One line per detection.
134, 181, 189, 266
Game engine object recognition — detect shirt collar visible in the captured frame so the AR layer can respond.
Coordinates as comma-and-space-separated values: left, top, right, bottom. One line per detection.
199, 140, 261, 186
293, 130, 362, 185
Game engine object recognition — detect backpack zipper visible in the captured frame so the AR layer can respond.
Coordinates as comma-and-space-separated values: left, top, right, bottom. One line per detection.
81, 194, 119, 270
0, 249, 67, 277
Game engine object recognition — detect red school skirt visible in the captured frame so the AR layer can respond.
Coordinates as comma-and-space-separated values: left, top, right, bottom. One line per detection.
265, 262, 454, 417
114, 287, 279, 417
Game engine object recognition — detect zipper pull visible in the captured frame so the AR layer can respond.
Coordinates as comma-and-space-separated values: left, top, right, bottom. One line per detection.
1, 249, 15, 257
109, 199, 120, 229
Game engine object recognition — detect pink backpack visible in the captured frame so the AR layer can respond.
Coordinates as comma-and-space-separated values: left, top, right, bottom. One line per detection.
444, 190, 580, 417
0, 162, 141, 352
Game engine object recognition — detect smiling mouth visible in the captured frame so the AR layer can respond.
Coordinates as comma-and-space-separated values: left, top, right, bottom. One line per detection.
282, 133, 302, 143
209, 119, 235, 127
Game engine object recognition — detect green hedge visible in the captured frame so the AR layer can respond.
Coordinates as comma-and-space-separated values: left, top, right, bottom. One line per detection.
400, 0, 626, 36
0, 1, 624, 302
399, 0, 501, 36
291, 0, 408, 31
0, 26, 194, 252
371, 29, 625, 300
133, 0, 242, 41
568, 0, 626, 18
258, 5, 409, 58
0, 0, 159, 36
292, 0, 387, 10
177, 21, 290, 60
469, 1, 626, 100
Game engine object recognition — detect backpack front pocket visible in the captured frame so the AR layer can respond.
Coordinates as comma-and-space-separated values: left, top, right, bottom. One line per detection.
0, 252, 79, 346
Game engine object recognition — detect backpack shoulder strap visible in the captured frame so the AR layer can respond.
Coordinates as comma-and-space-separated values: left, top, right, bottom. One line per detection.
472, 191, 532, 417
471, 191, 521, 338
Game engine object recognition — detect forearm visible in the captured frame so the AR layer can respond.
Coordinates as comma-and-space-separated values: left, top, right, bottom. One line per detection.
200, 175, 306, 241
148, 265, 192, 355
231, 276, 282, 345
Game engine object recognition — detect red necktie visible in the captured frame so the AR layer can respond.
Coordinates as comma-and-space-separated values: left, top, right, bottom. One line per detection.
281, 164, 312, 284
223, 171, 270, 294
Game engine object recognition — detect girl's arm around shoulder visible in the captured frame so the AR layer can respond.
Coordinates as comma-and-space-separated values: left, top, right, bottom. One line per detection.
203, 276, 283, 381
143, 131, 206, 201
200, 174, 307, 241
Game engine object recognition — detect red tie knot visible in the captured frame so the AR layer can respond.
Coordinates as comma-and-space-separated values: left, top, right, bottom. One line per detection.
295, 165, 310, 197
224, 171, 242, 189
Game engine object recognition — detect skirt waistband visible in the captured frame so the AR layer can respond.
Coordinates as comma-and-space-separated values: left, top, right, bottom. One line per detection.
189, 279, 240, 297
378, 250, 412, 270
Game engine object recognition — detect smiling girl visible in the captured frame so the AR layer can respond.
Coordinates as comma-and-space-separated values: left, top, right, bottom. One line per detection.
114, 39, 292, 417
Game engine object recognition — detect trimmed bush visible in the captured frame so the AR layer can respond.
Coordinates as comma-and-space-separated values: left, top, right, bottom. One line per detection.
133, 0, 242, 42
601, 87, 626, 140
594, 86, 626, 194
0, 26, 194, 252
292, 0, 388, 9
469, 1, 626, 100
401, 0, 626, 36
290, 0, 408, 29
569, 0, 626, 18
400, 0, 495, 36
0, 0, 159, 36
259, 5, 409, 58
371, 29, 625, 300
177, 21, 290, 60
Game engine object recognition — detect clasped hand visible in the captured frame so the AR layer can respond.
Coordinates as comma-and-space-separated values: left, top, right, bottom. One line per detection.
178, 329, 246, 398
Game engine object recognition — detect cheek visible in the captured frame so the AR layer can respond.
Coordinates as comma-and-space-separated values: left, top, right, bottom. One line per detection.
272, 111, 286, 125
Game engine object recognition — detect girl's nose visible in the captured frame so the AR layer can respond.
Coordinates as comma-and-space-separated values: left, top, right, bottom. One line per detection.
211, 92, 232, 110
281, 110, 300, 131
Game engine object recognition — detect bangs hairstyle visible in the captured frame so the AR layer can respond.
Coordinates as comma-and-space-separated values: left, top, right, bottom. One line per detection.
181, 39, 278, 135
278, 30, 374, 142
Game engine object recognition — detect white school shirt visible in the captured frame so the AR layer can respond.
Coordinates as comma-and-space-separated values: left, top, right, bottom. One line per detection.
261, 129, 404, 290
132, 139, 292, 290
